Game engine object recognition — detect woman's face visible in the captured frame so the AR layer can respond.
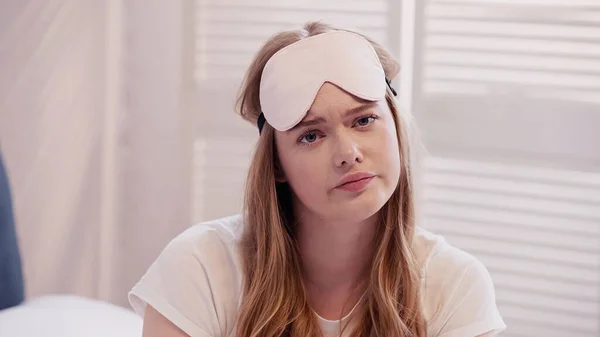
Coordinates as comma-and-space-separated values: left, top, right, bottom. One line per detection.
274, 82, 401, 223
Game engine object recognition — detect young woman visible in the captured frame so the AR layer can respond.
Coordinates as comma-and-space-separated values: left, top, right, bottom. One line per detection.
128, 22, 506, 337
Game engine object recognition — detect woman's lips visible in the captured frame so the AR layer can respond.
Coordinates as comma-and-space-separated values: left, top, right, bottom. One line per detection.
335, 172, 375, 192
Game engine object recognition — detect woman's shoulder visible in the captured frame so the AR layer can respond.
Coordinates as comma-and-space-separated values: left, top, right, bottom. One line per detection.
128, 214, 245, 337
412, 227, 480, 276
151, 213, 246, 287
412, 226, 493, 300
158, 213, 245, 274
412, 227, 506, 336
170, 213, 245, 251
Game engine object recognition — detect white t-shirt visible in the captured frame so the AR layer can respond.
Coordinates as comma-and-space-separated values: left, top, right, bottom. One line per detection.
128, 214, 506, 337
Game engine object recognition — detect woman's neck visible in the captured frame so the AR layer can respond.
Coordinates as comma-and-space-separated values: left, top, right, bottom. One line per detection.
294, 208, 378, 320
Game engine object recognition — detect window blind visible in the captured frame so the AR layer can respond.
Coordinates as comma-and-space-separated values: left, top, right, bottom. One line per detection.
413, 1, 600, 336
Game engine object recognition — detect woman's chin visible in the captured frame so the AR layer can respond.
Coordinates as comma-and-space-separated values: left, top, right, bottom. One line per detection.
329, 196, 388, 224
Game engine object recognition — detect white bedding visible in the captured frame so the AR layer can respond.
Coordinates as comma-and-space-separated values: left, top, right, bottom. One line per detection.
0, 295, 142, 337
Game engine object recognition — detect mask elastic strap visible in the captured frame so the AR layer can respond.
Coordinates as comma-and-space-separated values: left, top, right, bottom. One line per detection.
257, 113, 267, 134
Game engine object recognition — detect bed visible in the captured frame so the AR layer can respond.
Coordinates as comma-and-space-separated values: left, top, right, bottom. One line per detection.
0, 295, 142, 336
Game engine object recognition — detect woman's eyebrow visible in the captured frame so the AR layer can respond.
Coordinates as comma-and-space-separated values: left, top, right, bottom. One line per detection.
288, 101, 378, 133
345, 101, 378, 118
291, 116, 326, 131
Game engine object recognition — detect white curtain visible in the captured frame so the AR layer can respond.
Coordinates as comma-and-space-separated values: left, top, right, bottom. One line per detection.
0, 0, 193, 307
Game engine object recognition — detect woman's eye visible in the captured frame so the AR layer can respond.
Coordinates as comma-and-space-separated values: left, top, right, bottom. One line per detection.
356, 116, 374, 127
300, 132, 318, 143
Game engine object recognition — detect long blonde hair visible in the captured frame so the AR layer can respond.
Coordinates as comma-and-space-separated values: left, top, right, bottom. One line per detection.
235, 21, 426, 337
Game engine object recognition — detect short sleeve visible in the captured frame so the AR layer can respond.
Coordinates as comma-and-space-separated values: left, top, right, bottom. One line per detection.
128, 226, 238, 337
432, 258, 506, 337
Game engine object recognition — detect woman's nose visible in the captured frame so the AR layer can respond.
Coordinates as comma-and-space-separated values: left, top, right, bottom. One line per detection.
333, 132, 363, 168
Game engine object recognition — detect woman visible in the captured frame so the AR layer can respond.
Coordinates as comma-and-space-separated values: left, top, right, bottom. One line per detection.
128, 22, 506, 337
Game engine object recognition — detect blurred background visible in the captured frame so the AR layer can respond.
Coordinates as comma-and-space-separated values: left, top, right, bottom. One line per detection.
0, 0, 599, 336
